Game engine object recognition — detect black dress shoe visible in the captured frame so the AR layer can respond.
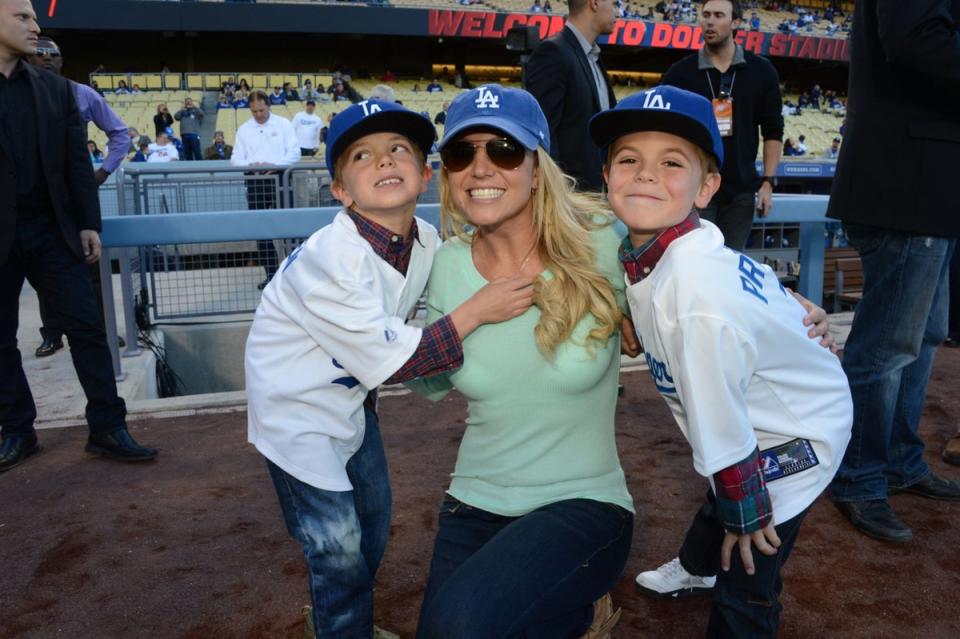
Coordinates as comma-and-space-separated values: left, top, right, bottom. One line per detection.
85, 429, 158, 461
0, 434, 42, 472
35, 337, 64, 358
889, 473, 960, 501
834, 499, 913, 542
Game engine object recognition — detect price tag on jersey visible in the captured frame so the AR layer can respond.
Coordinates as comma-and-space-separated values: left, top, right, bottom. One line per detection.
712, 98, 734, 137
760, 438, 819, 482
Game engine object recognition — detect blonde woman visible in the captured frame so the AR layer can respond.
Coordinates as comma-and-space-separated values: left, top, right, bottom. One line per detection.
412, 84, 630, 639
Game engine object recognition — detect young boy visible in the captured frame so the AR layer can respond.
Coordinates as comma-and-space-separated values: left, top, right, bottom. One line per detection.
245, 99, 534, 639
589, 86, 852, 637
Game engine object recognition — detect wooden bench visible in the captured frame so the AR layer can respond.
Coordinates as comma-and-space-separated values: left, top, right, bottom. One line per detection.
822, 247, 864, 312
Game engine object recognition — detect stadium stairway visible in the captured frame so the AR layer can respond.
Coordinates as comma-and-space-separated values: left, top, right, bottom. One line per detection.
199, 91, 220, 147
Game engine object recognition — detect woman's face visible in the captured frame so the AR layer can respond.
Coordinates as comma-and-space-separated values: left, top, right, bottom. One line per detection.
445, 130, 538, 234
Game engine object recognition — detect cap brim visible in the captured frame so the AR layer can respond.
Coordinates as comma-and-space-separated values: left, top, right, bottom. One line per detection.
589, 110, 720, 166
439, 115, 541, 152
330, 111, 436, 175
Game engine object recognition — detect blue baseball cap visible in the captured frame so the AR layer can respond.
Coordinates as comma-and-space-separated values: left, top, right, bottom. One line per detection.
325, 99, 436, 180
439, 84, 550, 153
589, 86, 724, 169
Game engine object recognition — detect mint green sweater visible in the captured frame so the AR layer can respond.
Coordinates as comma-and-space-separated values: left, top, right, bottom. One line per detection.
411, 224, 635, 517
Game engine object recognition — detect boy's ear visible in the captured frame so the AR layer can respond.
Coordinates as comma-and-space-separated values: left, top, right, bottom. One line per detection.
419, 163, 434, 195
330, 180, 354, 208
695, 172, 722, 209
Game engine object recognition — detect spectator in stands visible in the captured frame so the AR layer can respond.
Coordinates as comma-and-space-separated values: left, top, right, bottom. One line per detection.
426, 77, 443, 92
131, 83, 143, 94
329, 79, 348, 101
368, 83, 396, 103
217, 93, 233, 109
154, 102, 173, 137
434, 101, 448, 125
132, 141, 150, 162
301, 79, 321, 101
795, 134, 808, 155
381, 69, 397, 82
525, 0, 618, 192
147, 131, 179, 162
293, 99, 323, 157
545, 0, 554, 13
174, 96, 205, 161
87, 140, 104, 164
203, 130, 232, 160
823, 136, 841, 159
828, 0, 960, 544
810, 83, 822, 108
269, 86, 286, 105
114, 79, 130, 94
233, 90, 249, 109
222, 76, 238, 97
783, 137, 801, 156
660, 0, 784, 250
283, 82, 300, 102
127, 127, 150, 154
411, 82, 421, 92
0, 0, 157, 471
91, 79, 103, 95
230, 90, 300, 290
531, 0, 543, 11
750, 11, 761, 29
238, 78, 251, 92
320, 112, 334, 145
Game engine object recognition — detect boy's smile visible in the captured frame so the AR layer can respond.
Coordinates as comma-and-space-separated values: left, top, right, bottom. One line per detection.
604, 131, 720, 246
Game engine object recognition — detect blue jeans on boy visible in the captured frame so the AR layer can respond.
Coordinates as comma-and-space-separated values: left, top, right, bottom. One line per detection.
831, 223, 955, 502
416, 496, 633, 639
677, 491, 808, 638
266, 406, 391, 639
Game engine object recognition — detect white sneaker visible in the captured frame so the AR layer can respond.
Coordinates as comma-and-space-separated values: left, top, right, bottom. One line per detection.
635, 557, 716, 598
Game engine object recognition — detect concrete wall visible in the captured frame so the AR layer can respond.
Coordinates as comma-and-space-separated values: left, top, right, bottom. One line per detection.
159, 322, 251, 395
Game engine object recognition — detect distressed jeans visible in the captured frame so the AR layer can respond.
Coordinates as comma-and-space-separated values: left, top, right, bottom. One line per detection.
831, 223, 955, 502
266, 407, 391, 639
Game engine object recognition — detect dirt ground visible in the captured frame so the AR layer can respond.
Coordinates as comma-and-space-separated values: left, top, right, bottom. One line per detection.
2, 350, 959, 639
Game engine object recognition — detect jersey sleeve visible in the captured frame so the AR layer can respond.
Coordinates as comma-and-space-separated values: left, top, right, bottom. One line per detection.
666, 312, 759, 477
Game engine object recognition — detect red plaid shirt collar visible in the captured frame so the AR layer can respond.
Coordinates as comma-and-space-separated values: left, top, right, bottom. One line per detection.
619, 211, 701, 285
347, 209, 421, 275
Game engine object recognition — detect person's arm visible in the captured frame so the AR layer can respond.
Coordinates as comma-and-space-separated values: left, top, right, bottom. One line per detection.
756, 60, 785, 217
524, 40, 567, 156
876, 0, 960, 99
60, 83, 103, 263
196, 107, 204, 122
281, 122, 301, 165
85, 90, 130, 181
173, 109, 183, 121
230, 130, 249, 167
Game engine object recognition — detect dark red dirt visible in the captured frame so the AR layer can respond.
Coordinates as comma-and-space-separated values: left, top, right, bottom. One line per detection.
2, 350, 959, 639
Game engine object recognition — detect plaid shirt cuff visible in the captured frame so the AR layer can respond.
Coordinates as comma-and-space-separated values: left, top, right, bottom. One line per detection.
384, 315, 463, 385
713, 448, 773, 535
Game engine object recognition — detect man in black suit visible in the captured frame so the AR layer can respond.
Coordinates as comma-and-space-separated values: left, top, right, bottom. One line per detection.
0, 0, 156, 471
524, 0, 618, 192
828, 0, 960, 542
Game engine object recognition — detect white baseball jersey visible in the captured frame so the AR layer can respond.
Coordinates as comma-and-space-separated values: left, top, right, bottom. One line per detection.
231, 112, 301, 167
246, 210, 439, 491
146, 142, 178, 162
292, 111, 323, 150
625, 221, 852, 524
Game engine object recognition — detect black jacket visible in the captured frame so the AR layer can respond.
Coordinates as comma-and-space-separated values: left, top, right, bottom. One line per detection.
524, 26, 616, 192
0, 64, 100, 264
827, 0, 960, 236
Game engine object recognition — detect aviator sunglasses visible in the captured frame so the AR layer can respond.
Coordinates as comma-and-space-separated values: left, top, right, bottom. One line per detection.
36, 46, 61, 58
441, 137, 527, 172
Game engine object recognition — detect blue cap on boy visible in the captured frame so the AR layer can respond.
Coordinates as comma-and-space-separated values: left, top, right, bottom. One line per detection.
439, 84, 550, 153
325, 99, 436, 180
589, 85, 724, 169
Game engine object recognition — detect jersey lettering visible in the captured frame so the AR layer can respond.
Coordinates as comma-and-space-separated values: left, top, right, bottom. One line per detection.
645, 352, 677, 394
281, 244, 304, 273
331, 358, 361, 389
474, 87, 500, 109
738, 254, 768, 304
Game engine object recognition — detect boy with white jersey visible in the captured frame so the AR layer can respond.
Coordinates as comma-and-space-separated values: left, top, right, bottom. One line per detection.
292, 99, 323, 157
245, 99, 533, 639
589, 86, 852, 638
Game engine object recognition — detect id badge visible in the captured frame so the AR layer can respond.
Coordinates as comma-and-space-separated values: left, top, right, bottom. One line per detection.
712, 97, 734, 137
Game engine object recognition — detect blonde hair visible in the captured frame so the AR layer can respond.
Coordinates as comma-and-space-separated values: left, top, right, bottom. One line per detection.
441, 148, 622, 357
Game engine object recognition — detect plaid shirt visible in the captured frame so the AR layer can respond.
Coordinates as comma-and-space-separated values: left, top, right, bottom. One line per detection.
619, 210, 772, 534
348, 210, 464, 389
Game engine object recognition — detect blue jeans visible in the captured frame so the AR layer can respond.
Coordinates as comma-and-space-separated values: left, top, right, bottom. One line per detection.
678, 491, 808, 638
181, 133, 202, 161
266, 407, 392, 639
831, 223, 956, 501
0, 215, 127, 437
416, 497, 633, 639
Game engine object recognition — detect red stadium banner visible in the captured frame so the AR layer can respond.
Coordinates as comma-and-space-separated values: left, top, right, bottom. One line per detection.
426, 11, 849, 62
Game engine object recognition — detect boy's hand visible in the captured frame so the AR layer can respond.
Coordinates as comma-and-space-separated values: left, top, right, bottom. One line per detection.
791, 291, 837, 353
620, 316, 641, 358
450, 275, 536, 339
720, 521, 781, 576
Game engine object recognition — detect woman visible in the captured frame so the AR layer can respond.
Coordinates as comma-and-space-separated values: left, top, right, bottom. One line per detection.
114, 79, 131, 95
412, 84, 632, 639
153, 103, 174, 137
87, 140, 104, 164
412, 85, 833, 639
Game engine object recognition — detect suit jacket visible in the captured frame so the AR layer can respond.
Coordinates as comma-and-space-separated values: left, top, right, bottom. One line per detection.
204, 143, 234, 160
827, 0, 960, 236
0, 63, 100, 264
524, 26, 616, 192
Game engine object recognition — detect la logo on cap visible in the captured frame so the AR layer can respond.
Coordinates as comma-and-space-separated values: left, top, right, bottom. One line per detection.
475, 87, 500, 109
642, 91, 671, 110
358, 100, 382, 117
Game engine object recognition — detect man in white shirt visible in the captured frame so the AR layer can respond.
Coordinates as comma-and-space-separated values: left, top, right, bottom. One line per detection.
292, 99, 323, 158
146, 131, 179, 163
231, 90, 300, 289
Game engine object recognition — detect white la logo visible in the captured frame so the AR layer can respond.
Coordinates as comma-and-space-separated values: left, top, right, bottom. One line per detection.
359, 100, 382, 117
474, 87, 500, 109
642, 91, 671, 110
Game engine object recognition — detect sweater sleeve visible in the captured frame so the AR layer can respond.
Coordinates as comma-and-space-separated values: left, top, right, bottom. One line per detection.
757, 58, 784, 142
